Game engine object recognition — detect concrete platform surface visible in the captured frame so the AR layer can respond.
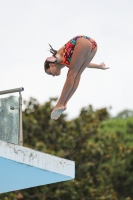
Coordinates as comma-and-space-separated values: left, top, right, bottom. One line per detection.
0, 140, 75, 193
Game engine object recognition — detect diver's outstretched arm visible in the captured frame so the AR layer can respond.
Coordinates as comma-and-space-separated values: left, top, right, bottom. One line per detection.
87, 62, 109, 70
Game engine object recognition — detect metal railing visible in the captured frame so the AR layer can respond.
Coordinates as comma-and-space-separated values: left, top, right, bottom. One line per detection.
0, 87, 24, 146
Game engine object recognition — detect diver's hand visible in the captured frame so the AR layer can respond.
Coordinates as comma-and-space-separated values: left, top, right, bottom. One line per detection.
100, 62, 110, 70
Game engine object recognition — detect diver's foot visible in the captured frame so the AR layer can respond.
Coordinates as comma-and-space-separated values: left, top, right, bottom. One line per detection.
51, 106, 66, 120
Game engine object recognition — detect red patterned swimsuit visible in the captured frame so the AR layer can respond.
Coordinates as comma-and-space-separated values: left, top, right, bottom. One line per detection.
61, 35, 97, 66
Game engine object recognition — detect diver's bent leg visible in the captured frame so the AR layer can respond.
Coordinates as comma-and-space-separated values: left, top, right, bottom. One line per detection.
63, 48, 97, 108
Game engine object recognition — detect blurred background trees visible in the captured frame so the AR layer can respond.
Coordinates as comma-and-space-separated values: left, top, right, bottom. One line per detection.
0, 98, 133, 200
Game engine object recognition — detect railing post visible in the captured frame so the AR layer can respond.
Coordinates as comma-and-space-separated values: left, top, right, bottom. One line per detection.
19, 92, 23, 146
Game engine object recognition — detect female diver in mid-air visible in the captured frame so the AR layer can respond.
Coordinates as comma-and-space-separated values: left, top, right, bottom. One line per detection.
44, 35, 109, 120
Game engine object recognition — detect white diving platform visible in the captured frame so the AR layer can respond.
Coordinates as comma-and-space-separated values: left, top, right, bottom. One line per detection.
0, 140, 75, 193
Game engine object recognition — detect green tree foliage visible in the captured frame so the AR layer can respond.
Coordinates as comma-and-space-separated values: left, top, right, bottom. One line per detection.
115, 109, 133, 119
0, 99, 133, 200
99, 117, 133, 199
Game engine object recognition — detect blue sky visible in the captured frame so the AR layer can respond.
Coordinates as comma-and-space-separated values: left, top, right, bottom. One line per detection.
0, 0, 133, 119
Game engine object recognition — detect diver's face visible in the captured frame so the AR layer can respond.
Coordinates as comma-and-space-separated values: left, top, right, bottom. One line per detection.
46, 63, 61, 76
